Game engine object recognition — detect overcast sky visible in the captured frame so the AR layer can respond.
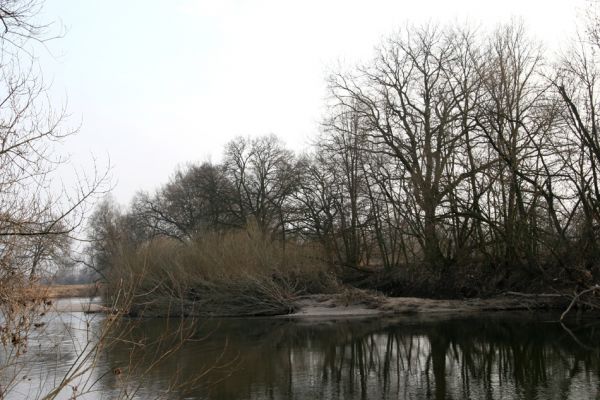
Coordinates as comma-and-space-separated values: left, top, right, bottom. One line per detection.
38, 0, 587, 204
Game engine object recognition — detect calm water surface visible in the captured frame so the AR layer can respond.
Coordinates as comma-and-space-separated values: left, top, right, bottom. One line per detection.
2, 298, 600, 399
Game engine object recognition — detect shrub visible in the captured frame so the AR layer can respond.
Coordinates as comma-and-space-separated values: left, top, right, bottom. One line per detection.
106, 225, 337, 317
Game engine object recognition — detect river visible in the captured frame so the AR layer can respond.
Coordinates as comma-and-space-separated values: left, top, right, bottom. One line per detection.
1, 298, 599, 399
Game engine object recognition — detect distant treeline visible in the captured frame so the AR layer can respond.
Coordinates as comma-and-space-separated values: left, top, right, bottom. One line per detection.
91, 22, 600, 298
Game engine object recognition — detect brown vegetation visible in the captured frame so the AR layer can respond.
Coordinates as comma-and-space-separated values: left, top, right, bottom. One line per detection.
104, 224, 338, 317
24, 283, 101, 299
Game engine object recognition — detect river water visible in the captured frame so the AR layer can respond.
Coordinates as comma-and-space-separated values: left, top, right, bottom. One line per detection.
1, 298, 599, 399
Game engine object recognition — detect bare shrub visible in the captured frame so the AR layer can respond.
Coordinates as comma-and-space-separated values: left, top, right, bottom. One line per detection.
106, 223, 337, 317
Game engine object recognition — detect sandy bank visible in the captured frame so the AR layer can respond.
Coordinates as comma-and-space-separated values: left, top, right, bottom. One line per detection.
283, 293, 571, 319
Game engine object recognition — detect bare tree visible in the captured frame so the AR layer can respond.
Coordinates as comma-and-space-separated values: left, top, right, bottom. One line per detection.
553, 8, 600, 274
130, 162, 234, 242
0, 1, 111, 397
329, 25, 493, 268
223, 135, 301, 238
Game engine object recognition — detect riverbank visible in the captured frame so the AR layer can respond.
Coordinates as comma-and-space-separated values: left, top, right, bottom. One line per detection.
124, 290, 575, 319
37, 284, 580, 319
284, 292, 571, 319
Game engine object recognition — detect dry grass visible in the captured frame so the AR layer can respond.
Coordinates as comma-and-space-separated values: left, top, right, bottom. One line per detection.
107, 226, 338, 317
24, 284, 102, 299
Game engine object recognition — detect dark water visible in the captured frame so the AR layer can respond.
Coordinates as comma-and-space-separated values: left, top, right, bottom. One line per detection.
3, 299, 600, 399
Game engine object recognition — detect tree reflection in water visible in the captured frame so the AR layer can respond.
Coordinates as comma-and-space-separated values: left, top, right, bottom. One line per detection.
100, 314, 600, 400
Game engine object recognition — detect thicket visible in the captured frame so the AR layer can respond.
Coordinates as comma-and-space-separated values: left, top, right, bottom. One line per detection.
91, 21, 600, 312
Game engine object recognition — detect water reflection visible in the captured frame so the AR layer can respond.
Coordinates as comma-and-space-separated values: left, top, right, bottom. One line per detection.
3, 304, 600, 400
103, 314, 600, 400
0, 298, 108, 399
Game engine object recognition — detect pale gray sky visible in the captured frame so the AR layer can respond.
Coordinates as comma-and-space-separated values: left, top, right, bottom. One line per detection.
38, 0, 587, 204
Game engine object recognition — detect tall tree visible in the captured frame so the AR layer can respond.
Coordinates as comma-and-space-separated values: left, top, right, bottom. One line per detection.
223, 135, 300, 238
329, 25, 488, 268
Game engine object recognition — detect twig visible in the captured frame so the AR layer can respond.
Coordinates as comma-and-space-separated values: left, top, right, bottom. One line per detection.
503, 291, 565, 298
560, 285, 600, 322
560, 322, 597, 351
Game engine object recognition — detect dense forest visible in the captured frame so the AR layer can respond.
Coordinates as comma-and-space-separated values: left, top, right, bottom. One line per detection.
91, 22, 600, 314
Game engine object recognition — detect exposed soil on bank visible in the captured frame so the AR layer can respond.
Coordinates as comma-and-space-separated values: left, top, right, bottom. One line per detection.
284, 292, 572, 319
124, 290, 578, 319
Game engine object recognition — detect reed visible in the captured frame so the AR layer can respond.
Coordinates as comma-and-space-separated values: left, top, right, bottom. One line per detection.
106, 225, 338, 317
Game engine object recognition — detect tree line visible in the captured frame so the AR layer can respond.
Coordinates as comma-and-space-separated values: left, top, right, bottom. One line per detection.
92, 21, 600, 292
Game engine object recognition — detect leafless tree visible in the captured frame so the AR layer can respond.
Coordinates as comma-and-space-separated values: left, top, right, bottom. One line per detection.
223, 135, 301, 238
129, 163, 234, 242
328, 25, 495, 268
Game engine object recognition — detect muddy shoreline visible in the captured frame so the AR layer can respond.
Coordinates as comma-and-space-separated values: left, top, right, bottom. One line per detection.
123, 292, 575, 319
44, 286, 580, 319
282, 293, 571, 319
